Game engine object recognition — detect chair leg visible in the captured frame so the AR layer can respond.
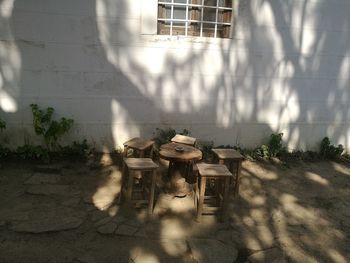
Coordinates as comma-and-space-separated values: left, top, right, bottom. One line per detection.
196, 176, 206, 222
148, 169, 157, 215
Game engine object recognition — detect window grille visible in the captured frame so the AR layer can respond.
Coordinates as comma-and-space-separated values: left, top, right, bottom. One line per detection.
158, 0, 233, 38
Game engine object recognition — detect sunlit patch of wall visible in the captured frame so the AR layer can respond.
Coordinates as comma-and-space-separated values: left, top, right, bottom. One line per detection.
0, 0, 20, 113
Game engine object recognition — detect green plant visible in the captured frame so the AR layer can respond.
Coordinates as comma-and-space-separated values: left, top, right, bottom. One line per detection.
59, 139, 93, 160
30, 104, 74, 150
0, 118, 5, 131
320, 137, 344, 159
16, 144, 49, 162
268, 133, 284, 157
0, 145, 10, 159
196, 141, 214, 161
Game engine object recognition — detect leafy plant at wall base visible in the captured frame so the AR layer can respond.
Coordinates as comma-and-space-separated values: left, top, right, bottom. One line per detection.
59, 140, 93, 160
196, 141, 214, 161
0, 118, 9, 159
0, 145, 10, 159
16, 145, 49, 162
0, 118, 6, 131
320, 137, 344, 159
30, 104, 74, 150
268, 133, 284, 157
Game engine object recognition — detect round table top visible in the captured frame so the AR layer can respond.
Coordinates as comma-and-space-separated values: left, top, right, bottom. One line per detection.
159, 143, 202, 162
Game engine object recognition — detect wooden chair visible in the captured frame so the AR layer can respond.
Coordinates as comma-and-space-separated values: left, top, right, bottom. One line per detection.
212, 148, 244, 196
123, 137, 154, 158
120, 158, 158, 215
195, 163, 233, 221
171, 134, 196, 146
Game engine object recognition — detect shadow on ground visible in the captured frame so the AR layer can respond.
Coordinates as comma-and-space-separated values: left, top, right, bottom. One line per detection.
0, 157, 349, 263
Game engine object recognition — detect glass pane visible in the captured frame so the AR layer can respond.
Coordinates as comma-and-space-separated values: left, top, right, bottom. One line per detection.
203, 7, 216, 22
158, 21, 171, 35
187, 22, 200, 36
202, 23, 215, 37
204, 0, 217, 7
165, 6, 187, 20
172, 25, 186, 35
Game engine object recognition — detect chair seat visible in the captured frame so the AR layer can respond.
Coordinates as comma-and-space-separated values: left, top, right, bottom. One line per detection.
123, 137, 154, 151
212, 149, 243, 160
124, 158, 158, 170
196, 163, 232, 177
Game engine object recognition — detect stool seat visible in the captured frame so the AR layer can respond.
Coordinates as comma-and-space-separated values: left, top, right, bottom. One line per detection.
123, 137, 154, 158
196, 163, 232, 177
123, 137, 154, 151
123, 158, 158, 170
171, 134, 196, 146
211, 149, 243, 160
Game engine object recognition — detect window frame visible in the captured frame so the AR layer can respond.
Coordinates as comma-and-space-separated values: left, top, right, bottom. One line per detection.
157, 0, 234, 38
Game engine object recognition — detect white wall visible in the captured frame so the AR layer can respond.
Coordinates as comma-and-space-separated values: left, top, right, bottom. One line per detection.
0, 0, 349, 152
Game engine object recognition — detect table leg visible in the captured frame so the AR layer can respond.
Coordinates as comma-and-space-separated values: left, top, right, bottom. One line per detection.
196, 176, 206, 222
148, 169, 157, 215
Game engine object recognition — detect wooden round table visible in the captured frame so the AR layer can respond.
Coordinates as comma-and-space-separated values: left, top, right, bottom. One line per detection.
159, 143, 202, 197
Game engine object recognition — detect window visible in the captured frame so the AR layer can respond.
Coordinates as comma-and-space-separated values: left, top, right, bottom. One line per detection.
157, 0, 233, 38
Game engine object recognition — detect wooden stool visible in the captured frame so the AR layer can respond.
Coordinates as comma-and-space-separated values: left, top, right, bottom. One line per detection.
195, 163, 233, 221
212, 149, 244, 196
121, 158, 158, 215
171, 134, 196, 146
123, 137, 154, 158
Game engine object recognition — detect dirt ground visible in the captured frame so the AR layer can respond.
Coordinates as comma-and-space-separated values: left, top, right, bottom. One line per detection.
0, 156, 349, 263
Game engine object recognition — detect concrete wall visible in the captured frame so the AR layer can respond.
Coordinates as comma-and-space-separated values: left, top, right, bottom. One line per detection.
0, 0, 349, 152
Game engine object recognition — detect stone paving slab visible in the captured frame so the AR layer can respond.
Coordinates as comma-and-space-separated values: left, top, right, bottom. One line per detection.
11, 216, 83, 233
24, 173, 61, 185
247, 247, 287, 263
26, 184, 80, 196
189, 238, 238, 263
9, 207, 86, 233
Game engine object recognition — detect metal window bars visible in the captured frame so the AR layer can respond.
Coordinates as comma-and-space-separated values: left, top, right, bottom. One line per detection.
158, 0, 232, 38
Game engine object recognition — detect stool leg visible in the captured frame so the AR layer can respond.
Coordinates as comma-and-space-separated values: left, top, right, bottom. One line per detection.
234, 160, 242, 196
222, 177, 230, 221
126, 169, 134, 202
148, 169, 157, 215
123, 146, 128, 157
196, 176, 206, 222
150, 146, 154, 159
118, 162, 127, 204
